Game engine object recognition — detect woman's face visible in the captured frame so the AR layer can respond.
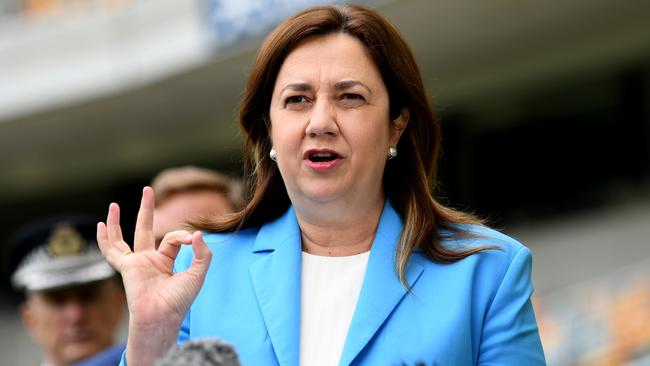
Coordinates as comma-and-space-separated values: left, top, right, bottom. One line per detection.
269, 33, 404, 207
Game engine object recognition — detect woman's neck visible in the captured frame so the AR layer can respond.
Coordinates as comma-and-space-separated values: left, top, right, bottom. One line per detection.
295, 196, 384, 257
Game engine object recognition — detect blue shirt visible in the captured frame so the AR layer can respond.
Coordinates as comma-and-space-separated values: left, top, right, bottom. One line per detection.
75, 344, 125, 366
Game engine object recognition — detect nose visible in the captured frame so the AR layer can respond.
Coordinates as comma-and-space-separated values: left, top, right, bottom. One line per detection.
61, 299, 85, 323
305, 99, 339, 137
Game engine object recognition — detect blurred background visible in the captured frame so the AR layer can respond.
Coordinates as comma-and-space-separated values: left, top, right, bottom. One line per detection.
1, 0, 649, 364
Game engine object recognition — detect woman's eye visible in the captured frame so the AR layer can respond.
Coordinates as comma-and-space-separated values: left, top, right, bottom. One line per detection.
341, 93, 364, 101
286, 95, 307, 105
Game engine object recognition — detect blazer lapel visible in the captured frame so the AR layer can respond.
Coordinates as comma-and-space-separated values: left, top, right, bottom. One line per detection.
338, 202, 424, 366
249, 207, 302, 366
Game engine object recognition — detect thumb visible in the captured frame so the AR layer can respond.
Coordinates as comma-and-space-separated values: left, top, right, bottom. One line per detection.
187, 231, 212, 280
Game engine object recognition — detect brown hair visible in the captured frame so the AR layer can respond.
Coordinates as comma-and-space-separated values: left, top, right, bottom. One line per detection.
193, 5, 494, 285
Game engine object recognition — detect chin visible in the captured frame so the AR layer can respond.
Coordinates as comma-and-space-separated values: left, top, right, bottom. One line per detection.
301, 186, 346, 203
62, 343, 103, 363
302, 179, 348, 197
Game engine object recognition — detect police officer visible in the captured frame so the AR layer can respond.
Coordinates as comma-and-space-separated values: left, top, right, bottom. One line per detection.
8, 215, 126, 366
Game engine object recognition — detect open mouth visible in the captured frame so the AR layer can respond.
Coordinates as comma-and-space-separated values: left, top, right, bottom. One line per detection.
304, 149, 342, 170
308, 152, 339, 163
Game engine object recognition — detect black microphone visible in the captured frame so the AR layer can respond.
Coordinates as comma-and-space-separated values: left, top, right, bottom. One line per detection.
155, 339, 241, 366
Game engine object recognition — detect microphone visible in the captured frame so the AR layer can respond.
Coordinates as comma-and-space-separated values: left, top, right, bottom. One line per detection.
155, 339, 241, 366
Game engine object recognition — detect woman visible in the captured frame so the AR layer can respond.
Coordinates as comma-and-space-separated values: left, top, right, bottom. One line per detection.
97, 5, 546, 366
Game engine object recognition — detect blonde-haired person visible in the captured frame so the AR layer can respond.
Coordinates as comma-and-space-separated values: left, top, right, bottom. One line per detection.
97, 5, 545, 365
150, 166, 242, 246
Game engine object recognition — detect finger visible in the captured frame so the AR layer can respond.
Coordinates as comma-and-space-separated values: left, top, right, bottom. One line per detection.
134, 186, 155, 252
158, 230, 193, 261
96, 222, 112, 261
97, 222, 130, 269
106, 203, 124, 244
187, 231, 212, 279
97, 221, 109, 249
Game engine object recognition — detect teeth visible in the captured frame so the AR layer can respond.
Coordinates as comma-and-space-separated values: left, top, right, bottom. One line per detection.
309, 152, 337, 162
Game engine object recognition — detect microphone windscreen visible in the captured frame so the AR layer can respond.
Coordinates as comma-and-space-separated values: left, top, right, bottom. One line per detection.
154, 339, 241, 366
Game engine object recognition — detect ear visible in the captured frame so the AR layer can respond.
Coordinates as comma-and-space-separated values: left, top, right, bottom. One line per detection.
263, 114, 273, 138
116, 286, 126, 308
109, 281, 127, 323
20, 301, 37, 337
390, 108, 409, 145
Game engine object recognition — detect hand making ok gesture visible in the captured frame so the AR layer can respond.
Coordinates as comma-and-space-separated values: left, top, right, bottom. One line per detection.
96, 186, 212, 365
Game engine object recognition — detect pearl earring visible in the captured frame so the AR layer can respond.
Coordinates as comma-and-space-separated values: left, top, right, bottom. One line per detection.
388, 146, 397, 160
269, 148, 277, 162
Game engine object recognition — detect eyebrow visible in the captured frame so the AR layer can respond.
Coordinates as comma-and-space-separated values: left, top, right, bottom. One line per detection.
280, 83, 313, 95
334, 80, 371, 94
279, 80, 372, 95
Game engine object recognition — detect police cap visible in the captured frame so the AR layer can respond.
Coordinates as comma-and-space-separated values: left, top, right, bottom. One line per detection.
8, 214, 116, 292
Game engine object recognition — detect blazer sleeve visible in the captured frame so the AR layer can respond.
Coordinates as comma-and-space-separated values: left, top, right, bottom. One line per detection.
478, 246, 546, 365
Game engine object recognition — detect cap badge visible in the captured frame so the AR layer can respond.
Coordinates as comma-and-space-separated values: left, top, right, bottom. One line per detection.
47, 225, 85, 256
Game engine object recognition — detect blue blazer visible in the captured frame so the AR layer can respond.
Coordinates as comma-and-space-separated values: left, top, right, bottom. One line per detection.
173, 202, 545, 365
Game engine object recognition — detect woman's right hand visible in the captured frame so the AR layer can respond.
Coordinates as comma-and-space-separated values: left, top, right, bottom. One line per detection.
97, 186, 212, 365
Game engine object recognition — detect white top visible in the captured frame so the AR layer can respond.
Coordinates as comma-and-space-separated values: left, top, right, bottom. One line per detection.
300, 251, 370, 366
